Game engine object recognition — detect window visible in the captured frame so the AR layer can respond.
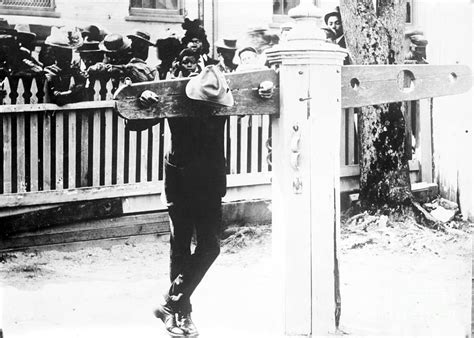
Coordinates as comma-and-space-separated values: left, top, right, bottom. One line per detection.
0, 0, 59, 17
127, 0, 184, 23
271, 0, 318, 24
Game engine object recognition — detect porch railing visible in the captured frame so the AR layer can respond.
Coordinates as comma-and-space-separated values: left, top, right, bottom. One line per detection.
0, 76, 428, 207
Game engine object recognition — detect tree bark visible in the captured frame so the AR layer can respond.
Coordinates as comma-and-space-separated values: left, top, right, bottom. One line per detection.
340, 0, 412, 210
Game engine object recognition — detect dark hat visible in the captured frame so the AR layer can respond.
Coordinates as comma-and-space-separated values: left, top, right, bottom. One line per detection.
127, 30, 155, 46
99, 34, 131, 53
77, 41, 102, 53
14, 24, 36, 42
45, 26, 83, 49
0, 18, 17, 37
215, 38, 238, 50
324, 7, 341, 24
186, 65, 234, 107
82, 25, 101, 42
238, 46, 257, 57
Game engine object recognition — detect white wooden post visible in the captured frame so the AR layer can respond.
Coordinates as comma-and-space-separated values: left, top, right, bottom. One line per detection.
266, 2, 346, 336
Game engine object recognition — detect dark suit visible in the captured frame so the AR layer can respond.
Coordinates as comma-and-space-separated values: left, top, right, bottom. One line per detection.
163, 115, 227, 314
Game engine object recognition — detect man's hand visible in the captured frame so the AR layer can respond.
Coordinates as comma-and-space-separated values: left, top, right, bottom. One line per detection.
139, 90, 159, 108
44, 64, 61, 81
258, 81, 275, 99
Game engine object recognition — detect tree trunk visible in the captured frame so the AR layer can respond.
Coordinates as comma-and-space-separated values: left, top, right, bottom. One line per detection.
340, 0, 412, 210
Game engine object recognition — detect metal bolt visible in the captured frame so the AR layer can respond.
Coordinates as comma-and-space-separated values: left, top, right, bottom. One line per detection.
299, 70, 304, 75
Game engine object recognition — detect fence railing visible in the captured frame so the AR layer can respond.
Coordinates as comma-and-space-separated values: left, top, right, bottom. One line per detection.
0, 76, 427, 207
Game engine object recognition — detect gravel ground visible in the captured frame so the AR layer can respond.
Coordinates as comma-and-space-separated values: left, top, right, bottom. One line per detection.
0, 219, 472, 338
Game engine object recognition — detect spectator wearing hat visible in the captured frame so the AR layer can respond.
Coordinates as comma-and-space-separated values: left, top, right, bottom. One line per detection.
324, 7, 346, 48
124, 30, 157, 82
181, 18, 218, 70
137, 65, 274, 337
43, 26, 86, 105
81, 25, 102, 43
77, 41, 104, 70
11, 24, 43, 79
87, 34, 132, 92
404, 29, 428, 64
0, 27, 17, 80
215, 37, 238, 73
235, 46, 266, 72
167, 48, 201, 79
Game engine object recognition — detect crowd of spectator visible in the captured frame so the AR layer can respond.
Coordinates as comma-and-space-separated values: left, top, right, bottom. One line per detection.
0, 13, 353, 106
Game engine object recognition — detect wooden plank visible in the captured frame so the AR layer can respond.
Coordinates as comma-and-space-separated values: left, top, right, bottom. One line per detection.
104, 109, 113, 185
129, 131, 137, 183
347, 108, 355, 164
230, 116, 238, 174
261, 115, 270, 173
68, 112, 77, 189
0, 198, 124, 236
114, 69, 280, 119
116, 115, 125, 184
251, 115, 259, 173
55, 112, 64, 190
140, 128, 148, 182
0, 182, 162, 208
29, 113, 39, 192
80, 113, 89, 187
341, 64, 472, 108
240, 116, 249, 173
43, 112, 52, 190
3, 115, 12, 193
340, 109, 346, 166
418, 99, 433, 183
151, 123, 160, 181
0, 100, 115, 114
3, 78, 11, 105
16, 78, 25, 105
16, 114, 26, 192
0, 220, 169, 251
92, 109, 101, 186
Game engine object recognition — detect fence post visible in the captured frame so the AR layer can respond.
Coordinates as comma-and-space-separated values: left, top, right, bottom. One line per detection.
266, 2, 346, 336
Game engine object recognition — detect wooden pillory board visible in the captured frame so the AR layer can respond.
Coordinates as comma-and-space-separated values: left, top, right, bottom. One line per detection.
114, 3, 473, 337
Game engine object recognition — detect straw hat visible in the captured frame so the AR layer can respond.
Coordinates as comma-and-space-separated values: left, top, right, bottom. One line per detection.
45, 26, 83, 49
185, 65, 234, 107
127, 30, 155, 46
99, 34, 131, 52
215, 38, 238, 50
15, 24, 36, 40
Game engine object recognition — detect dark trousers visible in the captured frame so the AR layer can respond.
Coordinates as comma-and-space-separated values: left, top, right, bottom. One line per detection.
165, 196, 222, 314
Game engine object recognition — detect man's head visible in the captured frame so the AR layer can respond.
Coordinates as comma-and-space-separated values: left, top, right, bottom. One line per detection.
77, 41, 104, 68
52, 45, 73, 68
238, 46, 258, 65
100, 34, 132, 65
45, 26, 83, 68
177, 48, 198, 75
127, 30, 154, 61
215, 38, 237, 65
324, 8, 343, 38
14, 24, 36, 52
0, 34, 18, 65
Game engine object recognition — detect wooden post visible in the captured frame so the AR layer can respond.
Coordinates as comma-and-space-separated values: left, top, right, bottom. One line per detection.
266, 2, 346, 336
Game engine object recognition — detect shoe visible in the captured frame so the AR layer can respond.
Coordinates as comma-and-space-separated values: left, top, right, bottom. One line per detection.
177, 312, 199, 337
154, 304, 186, 337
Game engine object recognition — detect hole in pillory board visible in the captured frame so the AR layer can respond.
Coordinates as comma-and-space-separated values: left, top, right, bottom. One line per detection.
350, 78, 360, 90
449, 72, 458, 83
397, 70, 416, 93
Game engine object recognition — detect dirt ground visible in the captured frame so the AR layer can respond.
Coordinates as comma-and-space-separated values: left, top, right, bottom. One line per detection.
0, 218, 472, 338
